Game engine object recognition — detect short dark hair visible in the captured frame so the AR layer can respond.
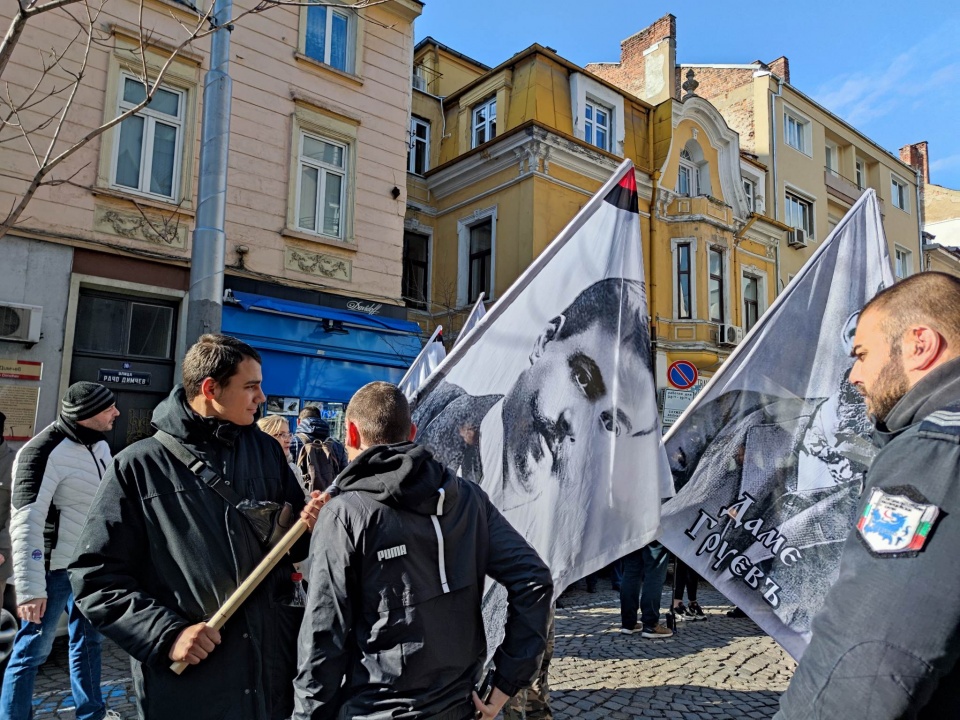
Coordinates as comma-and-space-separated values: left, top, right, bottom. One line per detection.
182, 334, 262, 400
552, 278, 652, 371
346, 381, 411, 446
299, 406, 321, 421
862, 272, 960, 348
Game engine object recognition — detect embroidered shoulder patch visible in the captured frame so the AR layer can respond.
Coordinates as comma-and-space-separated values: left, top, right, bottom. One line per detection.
857, 488, 939, 555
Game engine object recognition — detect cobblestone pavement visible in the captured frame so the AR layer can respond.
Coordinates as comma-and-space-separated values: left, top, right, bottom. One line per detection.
27, 584, 795, 719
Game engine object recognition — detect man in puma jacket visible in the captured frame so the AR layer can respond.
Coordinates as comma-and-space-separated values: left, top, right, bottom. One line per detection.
293, 381, 552, 720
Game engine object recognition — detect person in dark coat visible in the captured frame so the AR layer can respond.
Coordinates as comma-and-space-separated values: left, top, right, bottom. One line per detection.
293, 381, 553, 720
775, 272, 960, 719
70, 334, 325, 720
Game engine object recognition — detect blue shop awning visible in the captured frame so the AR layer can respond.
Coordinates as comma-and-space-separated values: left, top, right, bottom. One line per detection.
229, 291, 422, 335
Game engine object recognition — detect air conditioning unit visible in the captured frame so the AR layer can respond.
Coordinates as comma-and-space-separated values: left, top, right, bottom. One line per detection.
719, 324, 744, 346
787, 228, 807, 248
0, 302, 42, 343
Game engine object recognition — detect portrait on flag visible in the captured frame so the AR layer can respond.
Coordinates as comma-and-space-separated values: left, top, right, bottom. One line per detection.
412, 161, 672, 599
660, 189, 895, 660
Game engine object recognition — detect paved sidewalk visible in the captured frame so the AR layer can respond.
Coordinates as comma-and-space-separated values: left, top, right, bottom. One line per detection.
28, 585, 795, 719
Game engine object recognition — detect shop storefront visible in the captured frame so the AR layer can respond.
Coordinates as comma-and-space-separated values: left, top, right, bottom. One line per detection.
222, 290, 423, 440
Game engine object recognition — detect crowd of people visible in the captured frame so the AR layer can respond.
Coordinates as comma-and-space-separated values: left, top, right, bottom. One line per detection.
0, 271, 957, 720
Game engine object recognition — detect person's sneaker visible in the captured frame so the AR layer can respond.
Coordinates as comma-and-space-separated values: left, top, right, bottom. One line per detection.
670, 603, 687, 621
688, 601, 707, 621
726, 607, 748, 618
641, 624, 674, 639
619, 626, 638, 635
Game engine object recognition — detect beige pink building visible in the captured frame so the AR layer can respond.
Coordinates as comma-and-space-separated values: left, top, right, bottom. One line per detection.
0, 0, 422, 450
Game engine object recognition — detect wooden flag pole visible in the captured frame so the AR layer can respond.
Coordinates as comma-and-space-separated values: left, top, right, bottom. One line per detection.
170, 519, 309, 675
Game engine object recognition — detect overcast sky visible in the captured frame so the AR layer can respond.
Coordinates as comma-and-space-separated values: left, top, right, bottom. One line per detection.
414, 1, 960, 191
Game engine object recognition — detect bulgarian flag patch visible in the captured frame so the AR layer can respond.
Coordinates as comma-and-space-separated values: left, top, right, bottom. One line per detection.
857, 488, 939, 555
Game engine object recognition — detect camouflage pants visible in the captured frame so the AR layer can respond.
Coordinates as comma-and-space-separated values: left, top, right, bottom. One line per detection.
503, 613, 555, 720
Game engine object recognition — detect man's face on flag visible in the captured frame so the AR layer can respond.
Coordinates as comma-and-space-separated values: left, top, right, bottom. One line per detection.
501, 289, 655, 497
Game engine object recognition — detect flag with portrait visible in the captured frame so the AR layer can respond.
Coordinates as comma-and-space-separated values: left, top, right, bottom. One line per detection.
659, 189, 895, 659
412, 160, 672, 606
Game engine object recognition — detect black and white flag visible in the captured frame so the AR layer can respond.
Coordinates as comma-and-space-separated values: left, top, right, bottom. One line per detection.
412, 160, 672, 600
660, 189, 895, 659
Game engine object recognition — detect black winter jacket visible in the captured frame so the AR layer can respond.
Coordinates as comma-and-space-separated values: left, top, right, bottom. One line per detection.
70, 387, 309, 720
776, 357, 960, 719
293, 442, 552, 720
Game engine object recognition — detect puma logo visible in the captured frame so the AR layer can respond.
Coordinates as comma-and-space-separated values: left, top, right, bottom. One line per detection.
377, 544, 408, 562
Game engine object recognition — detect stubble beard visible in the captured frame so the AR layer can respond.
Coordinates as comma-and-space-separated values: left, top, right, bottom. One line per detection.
866, 352, 910, 423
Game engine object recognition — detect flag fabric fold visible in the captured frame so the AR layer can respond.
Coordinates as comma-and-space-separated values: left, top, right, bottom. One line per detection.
659, 189, 895, 660
398, 325, 446, 402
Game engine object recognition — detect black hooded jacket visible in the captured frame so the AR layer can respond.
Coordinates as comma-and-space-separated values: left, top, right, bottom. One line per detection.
776, 357, 960, 719
70, 386, 309, 720
293, 442, 552, 720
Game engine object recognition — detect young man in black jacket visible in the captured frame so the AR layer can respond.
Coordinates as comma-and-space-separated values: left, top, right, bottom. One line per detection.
70, 335, 325, 720
293, 381, 553, 720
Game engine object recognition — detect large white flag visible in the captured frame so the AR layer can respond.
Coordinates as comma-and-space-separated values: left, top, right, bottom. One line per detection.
412, 160, 672, 599
660, 189, 895, 660
398, 326, 446, 402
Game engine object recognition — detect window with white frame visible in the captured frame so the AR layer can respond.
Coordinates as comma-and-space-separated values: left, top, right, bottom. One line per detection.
785, 190, 814, 236
584, 100, 612, 152
708, 248, 725, 323
743, 178, 756, 212
472, 97, 496, 147
895, 246, 912, 279
112, 76, 185, 200
678, 148, 699, 197
825, 141, 839, 176
467, 219, 492, 303
784, 111, 810, 154
676, 242, 693, 319
743, 274, 760, 332
305, 3, 354, 73
891, 175, 910, 212
855, 159, 866, 190
296, 132, 347, 238
408, 116, 430, 175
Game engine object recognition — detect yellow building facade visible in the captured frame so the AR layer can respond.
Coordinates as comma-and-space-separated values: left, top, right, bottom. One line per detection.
403, 40, 782, 403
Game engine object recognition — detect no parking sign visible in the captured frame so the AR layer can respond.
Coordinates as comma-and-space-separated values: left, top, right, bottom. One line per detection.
667, 360, 698, 390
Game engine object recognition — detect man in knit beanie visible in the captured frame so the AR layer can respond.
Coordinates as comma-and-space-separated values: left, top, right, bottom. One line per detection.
1, 382, 118, 720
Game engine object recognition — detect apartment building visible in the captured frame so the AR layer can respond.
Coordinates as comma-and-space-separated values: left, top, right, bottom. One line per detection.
587, 14, 924, 290
0, 0, 422, 449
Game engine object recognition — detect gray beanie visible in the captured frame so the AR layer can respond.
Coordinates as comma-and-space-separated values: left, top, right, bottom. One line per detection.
61, 382, 115, 422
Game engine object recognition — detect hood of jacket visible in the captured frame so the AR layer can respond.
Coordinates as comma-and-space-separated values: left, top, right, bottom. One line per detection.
295, 416, 329, 441
336, 442, 459, 515
151, 385, 244, 448
875, 356, 960, 446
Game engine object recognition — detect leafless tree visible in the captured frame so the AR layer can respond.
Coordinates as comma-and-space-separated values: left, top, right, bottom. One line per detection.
0, 0, 391, 240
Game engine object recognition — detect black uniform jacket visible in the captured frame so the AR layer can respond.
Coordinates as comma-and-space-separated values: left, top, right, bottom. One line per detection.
70, 386, 309, 720
776, 357, 960, 719
293, 441, 553, 720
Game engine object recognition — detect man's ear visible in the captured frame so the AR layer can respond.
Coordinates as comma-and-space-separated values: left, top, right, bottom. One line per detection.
408, 422, 418, 442
345, 420, 362, 450
530, 314, 566, 364
904, 325, 945, 372
199, 377, 219, 401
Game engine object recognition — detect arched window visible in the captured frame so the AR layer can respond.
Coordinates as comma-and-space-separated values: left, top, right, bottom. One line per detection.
677, 141, 711, 197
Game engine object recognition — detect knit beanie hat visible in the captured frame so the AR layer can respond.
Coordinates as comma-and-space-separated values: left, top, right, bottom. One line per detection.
61, 382, 116, 422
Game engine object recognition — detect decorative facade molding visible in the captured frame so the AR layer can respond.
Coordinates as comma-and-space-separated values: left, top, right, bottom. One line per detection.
284, 246, 352, 281
94, 205, 187, 248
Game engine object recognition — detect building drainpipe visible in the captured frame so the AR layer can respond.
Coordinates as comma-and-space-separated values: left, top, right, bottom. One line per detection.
769, 74, 784, 292
186, 0, 233, 344
913, 167, 924, 273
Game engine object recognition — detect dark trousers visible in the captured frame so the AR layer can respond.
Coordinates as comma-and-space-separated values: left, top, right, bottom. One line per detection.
673, 559, 699, 602
619, 542, 670, 630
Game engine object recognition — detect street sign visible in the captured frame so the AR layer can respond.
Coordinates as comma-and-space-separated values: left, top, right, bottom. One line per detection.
661, 389, 695, 425
667, 360, 698, 390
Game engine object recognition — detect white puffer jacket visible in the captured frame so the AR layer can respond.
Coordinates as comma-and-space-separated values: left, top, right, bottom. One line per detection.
10, 419, 111, 602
